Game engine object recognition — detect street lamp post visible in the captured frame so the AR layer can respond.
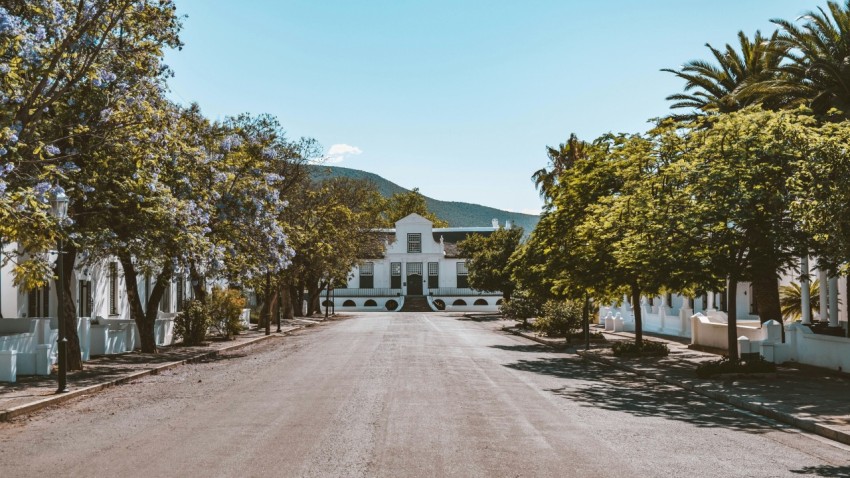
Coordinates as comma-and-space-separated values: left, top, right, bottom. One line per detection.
51, 189, 70, 394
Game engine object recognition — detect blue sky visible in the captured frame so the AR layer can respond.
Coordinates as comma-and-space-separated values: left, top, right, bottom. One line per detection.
164, 0, 814, 215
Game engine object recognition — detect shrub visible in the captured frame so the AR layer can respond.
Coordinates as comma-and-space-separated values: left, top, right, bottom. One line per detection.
208, 288, 246, 340
499, 293, 542, 328
611, 340, 669, 357
175, 300, 212, 346
533, 300, 583, 340
695, 356, 776, 378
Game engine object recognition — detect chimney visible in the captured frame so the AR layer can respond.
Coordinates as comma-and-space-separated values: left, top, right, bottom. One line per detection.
491, 218, 499, 228
505, 220, 512, 229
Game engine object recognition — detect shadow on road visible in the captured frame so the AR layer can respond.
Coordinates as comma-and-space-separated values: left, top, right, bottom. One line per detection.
457, 315, 502, 322
490, 344, 555, 353
790, 465, 850, 476
504, 357, 776, 434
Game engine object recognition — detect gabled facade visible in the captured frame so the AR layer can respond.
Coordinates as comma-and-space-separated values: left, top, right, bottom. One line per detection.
333, 213, 503, 312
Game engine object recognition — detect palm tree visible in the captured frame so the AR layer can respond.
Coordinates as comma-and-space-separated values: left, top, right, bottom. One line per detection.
771, 1, 850, 115
779, 279, 820, 322
532, 133, 589, 205
663, 30, 788, 120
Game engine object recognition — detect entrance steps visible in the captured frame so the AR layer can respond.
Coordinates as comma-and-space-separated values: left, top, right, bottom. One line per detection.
400, 296, 432, 312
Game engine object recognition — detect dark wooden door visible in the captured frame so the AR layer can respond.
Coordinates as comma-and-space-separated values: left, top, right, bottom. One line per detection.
407, 274, 423, 295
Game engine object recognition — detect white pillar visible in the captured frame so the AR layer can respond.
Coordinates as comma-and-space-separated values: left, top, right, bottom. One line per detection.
706, 291, 716, 312
829, 274, 840, 327
800, 256, 811, 325
819, 269, 828, 322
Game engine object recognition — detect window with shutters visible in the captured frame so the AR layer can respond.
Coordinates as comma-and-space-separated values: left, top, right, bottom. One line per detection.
176, 278, 184, 312
109, 262, 119, 315
27, 285, 50, 317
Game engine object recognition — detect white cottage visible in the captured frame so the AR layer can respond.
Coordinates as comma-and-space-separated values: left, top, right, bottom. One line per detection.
332, 213, 503, 312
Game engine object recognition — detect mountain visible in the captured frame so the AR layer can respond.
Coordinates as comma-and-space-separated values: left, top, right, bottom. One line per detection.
308, 165, 540, 232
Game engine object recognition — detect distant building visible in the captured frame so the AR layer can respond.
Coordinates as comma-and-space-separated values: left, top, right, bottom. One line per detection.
332, 213, 503, 312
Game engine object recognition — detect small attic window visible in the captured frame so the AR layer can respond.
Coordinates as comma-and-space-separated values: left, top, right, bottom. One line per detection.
407, 233, 422, 253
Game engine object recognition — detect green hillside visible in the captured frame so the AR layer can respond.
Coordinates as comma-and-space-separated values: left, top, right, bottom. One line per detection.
308, 165, 540, 232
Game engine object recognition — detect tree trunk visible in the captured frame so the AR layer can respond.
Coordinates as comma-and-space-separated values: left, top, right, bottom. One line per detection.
583, 293, 590, 351
280, 282, 293, 322
57, 243, 83, 370
293, 282, 305, 317
727, 278, 739, 361
189, 262, 206, 303
751, 262, 782, 324
631, 284, 643, 346
119, 254, 171, 353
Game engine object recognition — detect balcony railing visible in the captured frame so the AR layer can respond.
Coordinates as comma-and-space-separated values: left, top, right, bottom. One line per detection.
428, 288, 502, 297
332, 288, 402, 297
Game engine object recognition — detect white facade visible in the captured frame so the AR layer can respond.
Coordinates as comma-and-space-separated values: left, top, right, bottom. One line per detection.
334, 214, 503, 312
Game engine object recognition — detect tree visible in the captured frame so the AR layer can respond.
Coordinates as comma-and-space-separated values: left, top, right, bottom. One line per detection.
779, 280, 820, 322
771, 1, 850, 115
458, 226, 523, 299
662, 30, 788, 120
278, 175, 385, 317
383, 188, 448, 227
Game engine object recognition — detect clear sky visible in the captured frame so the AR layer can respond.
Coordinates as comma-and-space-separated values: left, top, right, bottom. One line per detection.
164, 0, 816, 215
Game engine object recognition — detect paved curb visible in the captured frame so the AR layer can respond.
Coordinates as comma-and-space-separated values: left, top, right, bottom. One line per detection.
576, 350, 850, 446
0, 330, 294, 422
504, 328, 567, 348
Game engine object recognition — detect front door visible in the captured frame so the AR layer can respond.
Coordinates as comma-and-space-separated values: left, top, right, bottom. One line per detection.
406, 262, 423, 295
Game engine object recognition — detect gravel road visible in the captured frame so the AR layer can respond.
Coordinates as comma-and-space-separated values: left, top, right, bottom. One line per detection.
1, 312, 848, 477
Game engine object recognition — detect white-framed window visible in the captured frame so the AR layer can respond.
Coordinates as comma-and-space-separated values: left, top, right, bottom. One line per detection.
109, 262, 119, 316
360, 262, 374, 289
407, 233, 422, 253
456, 262, 469, 288
407, 262, 423, 276
391, 262, 401, 288
428, 262, 439, 288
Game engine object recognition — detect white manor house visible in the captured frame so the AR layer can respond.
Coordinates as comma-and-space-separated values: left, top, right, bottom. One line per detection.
331, 213, 504, 313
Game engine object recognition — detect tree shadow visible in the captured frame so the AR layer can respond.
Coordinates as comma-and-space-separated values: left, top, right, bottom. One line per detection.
458, 314, 502, 322
790, 465, 850, 476
504, 357, 776, 434
490, 344, 554, 353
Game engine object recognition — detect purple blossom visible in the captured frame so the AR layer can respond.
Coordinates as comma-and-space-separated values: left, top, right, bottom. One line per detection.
0, 8, 21, 35
0, 147, 6, 156
60, 161, 79, 173
34, 182, 50, 195
44, 144, 60, 156
0, 64, 9, 74
220, 135, 242, 152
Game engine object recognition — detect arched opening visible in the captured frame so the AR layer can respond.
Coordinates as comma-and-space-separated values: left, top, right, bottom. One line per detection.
452, 299, 467, 306
474, 299, 488, 306
343, 300, 356, 307
496, 299, 504, 306
322, 300, 333, 306
433, 299, 446, 311
364, 299, 377, 307
385, 300, 399, 311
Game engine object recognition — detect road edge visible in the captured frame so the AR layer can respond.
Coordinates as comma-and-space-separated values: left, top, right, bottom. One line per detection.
576, 350, 850, 447
0, 331, 291, 422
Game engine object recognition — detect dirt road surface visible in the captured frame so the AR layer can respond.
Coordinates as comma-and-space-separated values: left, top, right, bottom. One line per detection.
1, 312, 848, 477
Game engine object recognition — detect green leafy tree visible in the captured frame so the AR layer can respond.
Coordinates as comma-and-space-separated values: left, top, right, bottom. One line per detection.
383, 188, 448, 227
458, 226, 523, 299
